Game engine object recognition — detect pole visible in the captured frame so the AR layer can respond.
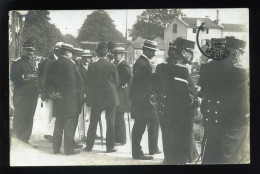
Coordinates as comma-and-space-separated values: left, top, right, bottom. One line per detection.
127, 112, 132, 141
125, 10, 128, 50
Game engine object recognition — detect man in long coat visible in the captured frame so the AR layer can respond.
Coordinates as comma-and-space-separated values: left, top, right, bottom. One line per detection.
130, 40, 160, 160
199, 37, 249, 164
113, 47, 132, 145
152, 38, 199, 164
85, 42, 119, 153
10, 40, 38, 145
46, 43, 80, 155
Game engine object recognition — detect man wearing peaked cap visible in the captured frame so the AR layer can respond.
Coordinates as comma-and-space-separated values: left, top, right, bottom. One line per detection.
130, 39, 160, 160
151, 37, 199, 164
113, 47, 132, 146
46, 42, 81, 155
85, 42, 119, 153
198, 36, 249, 164
10, 39, 38, 145
38, 41, 63, 142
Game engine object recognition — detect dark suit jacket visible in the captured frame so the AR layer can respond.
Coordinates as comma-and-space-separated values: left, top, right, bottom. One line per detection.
116, 60, 132, 112
130, 55, 156, 118
87, 58, 119, 109
46, 57, 78, 118
79, 63, 89, 94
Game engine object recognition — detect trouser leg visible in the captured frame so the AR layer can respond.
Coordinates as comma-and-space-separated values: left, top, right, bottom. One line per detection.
52, 117, 64, 153
159, 115, 170, 162
105, 107, 116, 150
64, 117, 76, 154
148, 109, 160, 154
132, 116, 147, 158
86, 107, 101, 150
115, 111, 126, 144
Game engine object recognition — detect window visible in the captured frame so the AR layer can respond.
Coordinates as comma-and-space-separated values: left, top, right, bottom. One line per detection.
173, 24, 177, 33
193, 28, 196, 33
206, 28, 209, 34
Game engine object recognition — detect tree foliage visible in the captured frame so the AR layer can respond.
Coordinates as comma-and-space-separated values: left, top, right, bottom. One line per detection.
77, 10, 125, 43
129, 9, 185, 40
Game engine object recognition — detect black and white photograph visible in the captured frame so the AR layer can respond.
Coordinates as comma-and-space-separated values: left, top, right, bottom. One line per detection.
8, 8, 249, 166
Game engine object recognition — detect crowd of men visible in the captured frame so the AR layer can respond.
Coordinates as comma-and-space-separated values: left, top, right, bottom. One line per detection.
10, 35, 249, 164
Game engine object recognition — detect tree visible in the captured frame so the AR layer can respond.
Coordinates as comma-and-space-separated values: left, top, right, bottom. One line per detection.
21, 10, 64, 57
129, 9, 184, 40
77, 10, 125, 43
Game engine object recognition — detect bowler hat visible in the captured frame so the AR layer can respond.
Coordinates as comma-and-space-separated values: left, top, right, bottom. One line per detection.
142, 40, 158, 51
82, 50, 93, 57
73, 48, 84, 55
96, 42, 108, 56
225, 37, 246, 50
22, 39, 35, 51
113, 47, 127, 53
60, 43, 74, 52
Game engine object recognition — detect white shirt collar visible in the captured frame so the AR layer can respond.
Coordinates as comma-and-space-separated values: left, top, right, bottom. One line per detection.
54, 54, 58, 60
141, 54, 150, 62
82, 63, 88, 70
118, 59, 124, 65
70, 59, 76, 64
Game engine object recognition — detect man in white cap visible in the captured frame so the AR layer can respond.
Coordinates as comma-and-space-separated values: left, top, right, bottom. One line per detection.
38, 41, 63, 142
130, 40, 161, 160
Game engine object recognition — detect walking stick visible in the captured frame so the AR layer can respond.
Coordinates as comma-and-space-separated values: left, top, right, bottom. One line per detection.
127, 112, 132, 141
99, 117, 104, 148
82, 103, 86, 144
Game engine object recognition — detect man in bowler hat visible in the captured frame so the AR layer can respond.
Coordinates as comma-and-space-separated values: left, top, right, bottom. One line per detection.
85, 42, 119, 153
130, 40, 161, 160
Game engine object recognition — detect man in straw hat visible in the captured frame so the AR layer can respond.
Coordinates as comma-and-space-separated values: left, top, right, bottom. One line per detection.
85, 42, 119, 153
130, 40, 161, 160
113, 47, 132, 146
10, 39, 38, 145
38, 41, 63, 142
46, 43, 80, 155
198, 36, 249, 164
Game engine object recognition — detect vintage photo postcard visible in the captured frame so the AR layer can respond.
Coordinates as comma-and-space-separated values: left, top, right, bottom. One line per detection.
9, 8, 249, 166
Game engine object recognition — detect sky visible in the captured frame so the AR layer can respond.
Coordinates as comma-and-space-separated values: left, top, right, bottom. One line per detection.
19, 9, 249, 38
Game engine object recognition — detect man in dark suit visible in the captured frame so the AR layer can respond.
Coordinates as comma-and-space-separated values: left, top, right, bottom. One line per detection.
38, 42, 63, 142
46, 43, 80, 155
130, 40, 160, 160
85, 42, 119, 153
10, 39, 38, 145
113, 47, 132, 145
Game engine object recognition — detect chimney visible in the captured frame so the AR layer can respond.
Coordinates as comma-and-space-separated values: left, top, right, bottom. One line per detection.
214, 10, 221, 25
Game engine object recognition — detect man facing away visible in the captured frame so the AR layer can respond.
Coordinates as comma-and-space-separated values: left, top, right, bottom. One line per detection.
130, 40, 161, 160
85, 42, 119, 153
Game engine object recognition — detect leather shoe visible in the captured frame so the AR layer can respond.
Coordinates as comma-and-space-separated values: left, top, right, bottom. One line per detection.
84, 147, 92, 152
74, 143, 83, 148
115, 142, 126, 146
53, 150, 60, 154
133, 155, 153, 160
107, 147, 118, 153
65, 150, 81, 155
149, 150, 162, 155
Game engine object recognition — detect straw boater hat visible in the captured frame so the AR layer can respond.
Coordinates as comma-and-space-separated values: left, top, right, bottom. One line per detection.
54, 42, 64, 50
82, 50, 93, 57
142, 40, 158, 51
73, 47, 84, 55
113, 47, 127, 54
60, 43, 74, 52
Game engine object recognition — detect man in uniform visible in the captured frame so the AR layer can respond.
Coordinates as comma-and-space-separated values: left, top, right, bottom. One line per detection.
38, 41, 63, 142
10, 39, 39, 145
130, 40, 160, 160
85, 42, 119, 153
198, 37, 249, 164
46, 43, 80, 155
113, 47, 132, 145
152, 37, 199, 164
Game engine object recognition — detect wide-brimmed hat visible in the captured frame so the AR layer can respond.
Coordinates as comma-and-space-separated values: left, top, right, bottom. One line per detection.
95, 42, 108, 56
113, 47, 127, 54
60, 43, 74, 52
54, 42, 64, 50
22, 39, 35, 51
174, 37, 195, 52
82, 50, 93, 57
73, 47, 84, 55
225, 36, 246, 51
142, 40, 158, 51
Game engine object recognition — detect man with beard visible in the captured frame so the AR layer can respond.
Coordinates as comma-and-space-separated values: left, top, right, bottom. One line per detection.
10, 39, 38, 145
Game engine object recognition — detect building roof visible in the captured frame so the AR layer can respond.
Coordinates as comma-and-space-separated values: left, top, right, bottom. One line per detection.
222, 23, 248, 32
180, 17, 223, 29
